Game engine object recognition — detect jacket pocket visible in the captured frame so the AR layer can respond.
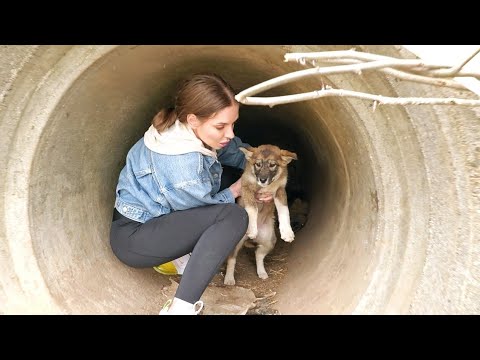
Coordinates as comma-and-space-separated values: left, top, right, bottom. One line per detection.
134, 166, 169, 210
134, 167, 153, 178
133, 167, 157, 199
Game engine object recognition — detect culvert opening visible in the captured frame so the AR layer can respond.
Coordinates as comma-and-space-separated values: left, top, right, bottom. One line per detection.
7, 45, 476, 314
27, 45, 344, 314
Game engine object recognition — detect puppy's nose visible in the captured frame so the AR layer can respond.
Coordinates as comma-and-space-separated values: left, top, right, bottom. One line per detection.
260, 177, 268, 184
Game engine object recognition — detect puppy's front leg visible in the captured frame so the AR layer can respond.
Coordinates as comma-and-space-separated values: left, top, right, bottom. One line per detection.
274, 188, 295, 242
245, 205, 259, 239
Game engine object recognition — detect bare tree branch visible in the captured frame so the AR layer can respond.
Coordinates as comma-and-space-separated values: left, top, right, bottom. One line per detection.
284, 49, 480, 78
236, 59, 447, 100
235, 49, 480, 109
301, 57, 467, 90
420, 47, 480, 77
239, 88, 480, 107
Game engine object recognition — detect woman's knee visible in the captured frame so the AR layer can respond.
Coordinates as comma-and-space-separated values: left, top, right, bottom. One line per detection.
220, 203, 248, 233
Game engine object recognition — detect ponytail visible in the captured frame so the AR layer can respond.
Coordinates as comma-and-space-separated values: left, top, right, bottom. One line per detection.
152, 107, 177, 133
152, 73, 236, 133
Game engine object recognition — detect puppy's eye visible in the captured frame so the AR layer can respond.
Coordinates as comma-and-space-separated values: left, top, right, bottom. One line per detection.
255, 161, 262, 168
269, 163, 277, 169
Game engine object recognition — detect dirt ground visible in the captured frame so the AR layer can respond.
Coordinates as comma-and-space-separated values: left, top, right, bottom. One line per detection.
164, 237, 292, 315
161, 198, 307, 315
213, 238, 292, 315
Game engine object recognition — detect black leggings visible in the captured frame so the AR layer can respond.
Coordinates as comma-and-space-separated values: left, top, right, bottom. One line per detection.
109, 167, 247, 303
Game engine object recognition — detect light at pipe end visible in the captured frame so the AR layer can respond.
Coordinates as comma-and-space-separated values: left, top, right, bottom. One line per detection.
403, 45, 480, 96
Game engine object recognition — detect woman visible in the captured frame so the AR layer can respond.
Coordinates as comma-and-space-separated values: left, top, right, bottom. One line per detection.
110, 73, 270, 315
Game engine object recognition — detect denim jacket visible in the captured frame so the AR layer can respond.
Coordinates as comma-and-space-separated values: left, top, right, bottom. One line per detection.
115, 133, 249, 223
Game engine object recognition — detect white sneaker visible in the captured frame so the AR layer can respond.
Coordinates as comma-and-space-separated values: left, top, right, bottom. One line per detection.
172, 254, 190, 275
159, 298, 204, 315
153, 253, 191, 275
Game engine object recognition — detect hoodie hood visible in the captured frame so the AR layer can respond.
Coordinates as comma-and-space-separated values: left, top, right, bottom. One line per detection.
143, 120, 217, 159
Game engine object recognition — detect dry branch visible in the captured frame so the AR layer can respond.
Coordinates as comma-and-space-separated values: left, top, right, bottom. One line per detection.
235, 48, 480, 108
240, 87, 480, 107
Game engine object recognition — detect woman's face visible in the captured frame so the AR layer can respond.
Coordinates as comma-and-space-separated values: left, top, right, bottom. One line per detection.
189, 104, 239, 150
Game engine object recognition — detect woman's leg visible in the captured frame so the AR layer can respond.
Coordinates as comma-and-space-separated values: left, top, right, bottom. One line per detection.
110, 203, 248, 304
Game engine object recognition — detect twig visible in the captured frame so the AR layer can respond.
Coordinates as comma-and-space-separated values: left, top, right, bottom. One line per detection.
234, 49, 480, 108
426, 47, 480, 77
269, 255, 287, 261
284, 49, 480, 78
299, 57, 466, 90
269, 269, 285, 276
255, 291, 276, 301
380, 67, 466, 89
240, 88, 480, 107
236, 59, 443, 101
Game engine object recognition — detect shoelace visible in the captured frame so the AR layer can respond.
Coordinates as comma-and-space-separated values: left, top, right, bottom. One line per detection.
193, 300, 204, 315
161, 299, 173, 312
160, 299, 204, 315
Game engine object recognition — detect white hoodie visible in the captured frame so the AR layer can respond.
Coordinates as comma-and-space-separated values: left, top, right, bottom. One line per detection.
143, 120, 217, 159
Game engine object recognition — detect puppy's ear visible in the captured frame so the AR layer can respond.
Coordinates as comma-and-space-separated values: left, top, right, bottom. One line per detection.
239, 146, 255, 160
280, 150, 298, 164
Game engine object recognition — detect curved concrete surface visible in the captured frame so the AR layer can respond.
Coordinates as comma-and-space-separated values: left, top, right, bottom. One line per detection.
1, 45, 479, 314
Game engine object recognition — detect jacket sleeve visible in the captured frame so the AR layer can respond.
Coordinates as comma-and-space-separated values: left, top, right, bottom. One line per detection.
217, 136, 250, 170
161, 171, 236, 211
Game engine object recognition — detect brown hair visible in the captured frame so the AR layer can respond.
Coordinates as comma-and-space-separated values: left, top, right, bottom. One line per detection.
152, 73, 237, 132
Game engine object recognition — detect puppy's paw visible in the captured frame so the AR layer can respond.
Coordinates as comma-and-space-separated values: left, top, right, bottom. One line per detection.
257, 270, 268, 279
280, 225, 295, 242
246, 225, 258, 239
224, 276, 236, 286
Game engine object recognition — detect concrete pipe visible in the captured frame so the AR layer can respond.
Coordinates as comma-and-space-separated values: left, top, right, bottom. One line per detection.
1, 45, 479, 314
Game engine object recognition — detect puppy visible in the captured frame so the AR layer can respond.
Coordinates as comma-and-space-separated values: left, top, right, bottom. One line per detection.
224, 144, 297, 285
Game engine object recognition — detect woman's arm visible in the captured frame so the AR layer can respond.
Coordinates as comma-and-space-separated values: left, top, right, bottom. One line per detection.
161, 169, 241, 211
162, 182, 234, 211
217, 136, 251, 170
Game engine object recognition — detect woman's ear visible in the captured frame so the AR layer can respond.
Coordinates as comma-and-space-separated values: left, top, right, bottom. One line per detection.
187, 113, 201, 128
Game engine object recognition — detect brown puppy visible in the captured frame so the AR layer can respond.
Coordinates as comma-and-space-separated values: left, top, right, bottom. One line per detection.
224, 145, 297, 285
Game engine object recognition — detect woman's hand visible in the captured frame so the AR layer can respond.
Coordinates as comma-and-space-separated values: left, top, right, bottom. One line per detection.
255, 191, 273, 203
229, 178, 242, 199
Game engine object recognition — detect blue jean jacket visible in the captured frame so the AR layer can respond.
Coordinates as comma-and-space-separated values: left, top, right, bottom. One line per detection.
115, 136, 249, 223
